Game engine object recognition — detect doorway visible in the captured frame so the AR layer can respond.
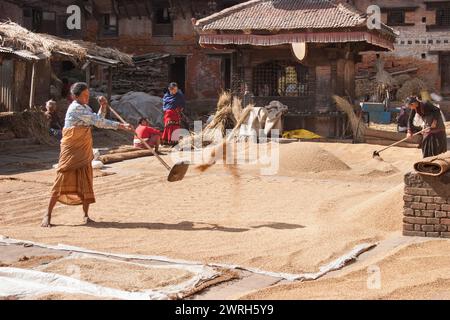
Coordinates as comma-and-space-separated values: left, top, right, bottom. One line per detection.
222, 55, 231, 91
169, 57, 186, 94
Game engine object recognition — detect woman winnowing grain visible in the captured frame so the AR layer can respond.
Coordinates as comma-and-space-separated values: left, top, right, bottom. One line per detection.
405, 96, 447, 158
41, 82, 133, 228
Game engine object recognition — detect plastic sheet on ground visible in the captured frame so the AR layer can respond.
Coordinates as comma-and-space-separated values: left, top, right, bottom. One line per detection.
282, 129, 323, 140
110, 92, 164, 128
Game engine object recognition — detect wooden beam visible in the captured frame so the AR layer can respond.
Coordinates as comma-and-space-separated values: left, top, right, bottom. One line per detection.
121, 0, 130, 19
29, 62, 36, 108
144, 0, 152, 20
107, 66, 113, 101
111, 0, 119, 16
175, 0, 186, 20
133, 0, 141, 19
85, 64, 91, 88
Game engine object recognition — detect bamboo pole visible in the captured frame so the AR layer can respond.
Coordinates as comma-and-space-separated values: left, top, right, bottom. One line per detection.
29, 62, 36, 108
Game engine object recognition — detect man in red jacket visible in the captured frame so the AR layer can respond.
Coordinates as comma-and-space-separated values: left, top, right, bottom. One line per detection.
134, 118, 162, 153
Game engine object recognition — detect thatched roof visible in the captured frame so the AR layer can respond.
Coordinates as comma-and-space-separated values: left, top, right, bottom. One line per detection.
0, 22, 133, 66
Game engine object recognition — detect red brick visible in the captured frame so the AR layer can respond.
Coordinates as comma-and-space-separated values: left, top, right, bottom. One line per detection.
426, 232, 440, 237
435, 211, 448, 218
403, 230, 426, 237
403, 223, 414, 231
411, 202, 427, 210
434, 197, 447, 204
403, 217, 427, 224
403, 195, 414, 202
421, 225, 435, 232
428, 189, 438, 196
435, 225, 447, 232
441, 232, 450, 238
404, 208, 414, 216
427, 218, 440, 224
405, 187, 428, 196
414, 224, 422, 231
427, 203, 441, 210
441, 204, 450, 211
421, 196, 434, 203
441, 219, 450, 225
421, 210, 435, 217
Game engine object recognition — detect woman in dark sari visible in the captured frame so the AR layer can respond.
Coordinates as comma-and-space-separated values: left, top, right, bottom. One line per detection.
162, 82, 185, 145
406, 96, 447, 158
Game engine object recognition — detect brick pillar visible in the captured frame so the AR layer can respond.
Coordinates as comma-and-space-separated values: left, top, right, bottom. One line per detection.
403, 172, 450, 238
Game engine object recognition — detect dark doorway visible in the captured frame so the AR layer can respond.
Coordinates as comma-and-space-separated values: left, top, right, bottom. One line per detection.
62, 61, 75, 72
441, 53, 450, 94
169, 57, 186, 94
222, 56, 231, 91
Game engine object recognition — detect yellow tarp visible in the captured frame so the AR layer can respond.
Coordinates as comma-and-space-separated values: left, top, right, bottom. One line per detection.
282, 129, 323, 140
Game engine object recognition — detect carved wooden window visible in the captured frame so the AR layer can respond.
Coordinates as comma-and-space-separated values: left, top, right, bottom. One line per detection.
387, 10, 405, 26
101, 14, 118, 37
153, 0, 173, 37
437, 8, 450, 26
253, 61, 309, 97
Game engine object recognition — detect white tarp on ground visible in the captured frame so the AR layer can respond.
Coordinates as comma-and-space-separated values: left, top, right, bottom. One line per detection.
0, 267, 165, 300
110, 92, 164, 129
0, 236, 375, 284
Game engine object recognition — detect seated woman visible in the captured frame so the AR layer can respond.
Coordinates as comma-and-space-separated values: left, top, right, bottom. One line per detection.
45, 100, 63, 140
405, 96, 447, 158
134, 117, 162, 153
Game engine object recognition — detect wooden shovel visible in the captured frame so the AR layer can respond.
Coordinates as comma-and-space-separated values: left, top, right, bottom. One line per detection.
108, 105, 189, 182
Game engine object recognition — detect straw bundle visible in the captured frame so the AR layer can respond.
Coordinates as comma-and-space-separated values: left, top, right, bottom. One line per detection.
9, 108, 57, 146
196, 103, 254, 173
396, 78, 431, 102
333, 95, 366, 143
178, 92, 243, 150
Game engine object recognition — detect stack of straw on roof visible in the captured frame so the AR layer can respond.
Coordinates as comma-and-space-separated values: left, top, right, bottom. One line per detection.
0, 22, 132, 65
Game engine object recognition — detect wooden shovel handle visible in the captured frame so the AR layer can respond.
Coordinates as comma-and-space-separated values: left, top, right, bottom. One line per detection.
108, 105, 171, 171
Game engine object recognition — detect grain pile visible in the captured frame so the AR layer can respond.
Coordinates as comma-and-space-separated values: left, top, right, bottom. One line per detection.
242, 240, 450, 300
277, 142, 351, 175
356, 158, 400, 177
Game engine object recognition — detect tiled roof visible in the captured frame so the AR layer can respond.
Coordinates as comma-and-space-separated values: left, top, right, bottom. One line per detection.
196, 0, 388, 33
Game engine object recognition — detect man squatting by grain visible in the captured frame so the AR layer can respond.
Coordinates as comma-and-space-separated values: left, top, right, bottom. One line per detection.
41, 82, 133, 227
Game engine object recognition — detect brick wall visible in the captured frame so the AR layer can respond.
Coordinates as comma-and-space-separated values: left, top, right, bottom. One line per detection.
352, 0, 450, 95
403, 171, 450, 238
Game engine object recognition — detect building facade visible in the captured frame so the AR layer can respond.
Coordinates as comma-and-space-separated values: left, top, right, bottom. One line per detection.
347, 0, 450, 98
195, 0, 396, 137
0, 0, 246, 112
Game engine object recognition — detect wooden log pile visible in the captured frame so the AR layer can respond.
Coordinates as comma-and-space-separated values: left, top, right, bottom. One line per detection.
365, 128, 421, 148
112, 53, 170, 96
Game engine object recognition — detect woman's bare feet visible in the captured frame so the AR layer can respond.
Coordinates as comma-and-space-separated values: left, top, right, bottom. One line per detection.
83, 216, 96, 225
41, 216, 52, 228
